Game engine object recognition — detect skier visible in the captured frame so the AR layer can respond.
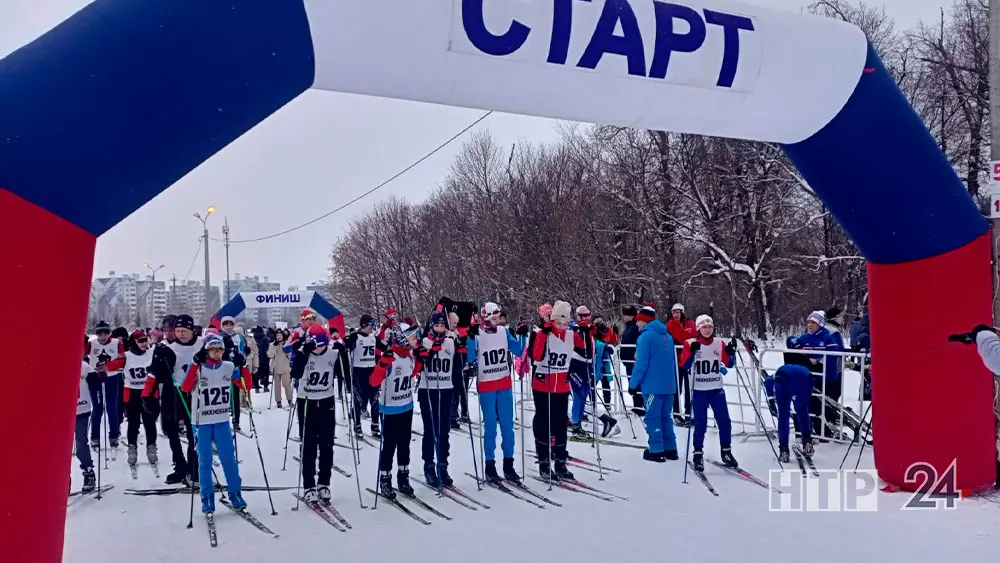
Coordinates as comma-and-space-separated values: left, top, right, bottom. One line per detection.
667, 303, 697, 426
86, 321, 126, 450
950, 324, 1000, 374
619, 305, 644, 415
466, 301, 524, 484
180, 333, 250, 513
290, 324, 349, 503
345, 314, 381, 439
76, 339, 97, 493
627, 306, 679, 462
679, 315, 737, 471
220, 316, 247, 432
417, 312, 457, 487
144, 314, 201, 485
370, 326, 422, 499
122, 329, 159, 469
765, 363, 815, 462
568, 306, 593, 437
286, 309, 319, 352
527, 301, 575, 480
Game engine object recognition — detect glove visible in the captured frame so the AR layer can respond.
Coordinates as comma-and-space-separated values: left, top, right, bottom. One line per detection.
302, 339, 317, 355
142, 396, 158, 415
192, 348, 208, 365
468, 324, 480, 338
689, 341, 701, 355
627, 386, 638, 395
786, 336, 799, 348
233, 353, 246, 368
85, 371, 100, 385
595, 323, 609, 339
291, 337, 304, 351
515, 322, 530, 336
541, 322, 553, 334
724, 338, 737, 356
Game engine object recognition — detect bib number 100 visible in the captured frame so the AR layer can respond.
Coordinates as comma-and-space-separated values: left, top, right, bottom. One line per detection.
201, 387, 230, 406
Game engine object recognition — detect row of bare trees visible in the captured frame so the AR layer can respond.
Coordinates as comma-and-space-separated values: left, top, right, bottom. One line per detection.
328, 0, 990, 337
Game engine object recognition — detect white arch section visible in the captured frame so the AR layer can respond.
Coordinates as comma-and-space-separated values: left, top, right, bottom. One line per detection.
305, 0, 867, 143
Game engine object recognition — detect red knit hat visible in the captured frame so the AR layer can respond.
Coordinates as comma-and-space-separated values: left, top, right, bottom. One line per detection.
636, 306, 656, 323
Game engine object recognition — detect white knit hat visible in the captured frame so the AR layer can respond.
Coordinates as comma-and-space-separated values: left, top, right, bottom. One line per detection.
551, 301, 572, 322
807, 310, 826, 328
695, 315, 714, 330
671, 303, 685, 313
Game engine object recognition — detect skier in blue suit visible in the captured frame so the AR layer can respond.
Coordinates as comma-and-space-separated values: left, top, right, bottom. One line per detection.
765, 363, 815, 462
626, 306, 678, 462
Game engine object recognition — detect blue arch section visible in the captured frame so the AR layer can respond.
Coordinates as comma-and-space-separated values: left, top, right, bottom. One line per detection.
781, 44, 988, 264
0, 0, 315, 236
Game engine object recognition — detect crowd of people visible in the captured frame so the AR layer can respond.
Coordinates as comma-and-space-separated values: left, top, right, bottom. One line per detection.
75, 298, 870, 512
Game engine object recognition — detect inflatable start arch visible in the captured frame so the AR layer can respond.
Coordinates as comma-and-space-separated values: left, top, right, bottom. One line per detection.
0, 0, 994, 559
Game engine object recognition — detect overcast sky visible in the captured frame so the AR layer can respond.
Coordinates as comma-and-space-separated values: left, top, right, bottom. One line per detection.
2, 0, 947, 288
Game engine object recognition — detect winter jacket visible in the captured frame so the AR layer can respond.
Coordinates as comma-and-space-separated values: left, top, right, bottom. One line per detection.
269, 344, 291, 375
628, 320, 677, 396
976, 331, 1000, 375
849, 315, 870, 351
666, 317, 696, 347
788, 326, 843, 382
619, 320, 640, 373
594, 339, 612, 381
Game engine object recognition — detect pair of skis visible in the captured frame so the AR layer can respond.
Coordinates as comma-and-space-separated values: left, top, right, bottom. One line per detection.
526, 449, 622, 474
365, 488, 450, 525
67, 484, 115, 507
294, 493, 353, 532
203, 498, 279, 547
414, 478, 490, 511
792, 445, 821, 477
291, 456, 353, 478
687, 460, 782, 496
530, 474, 615, 502
129, 462, 160, 480
124, 484, 295, 496
568, 434, 646, 450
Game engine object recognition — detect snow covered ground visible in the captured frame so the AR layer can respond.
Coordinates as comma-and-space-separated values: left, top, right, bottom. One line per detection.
65, 381, 998, 563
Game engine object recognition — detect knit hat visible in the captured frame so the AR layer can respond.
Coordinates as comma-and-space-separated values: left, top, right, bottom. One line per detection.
807, 310, 826, 328
671, 303, 685, 313
576, 305, 591, 317
538, 303, 553, 320
203, 334, 225, 350
174, 315, 195, 330
300, 309, 317, 320
636, 306, 656, 323
307, 323, 329, 346
551, 301, 572, 322
825, 307, 843, 323
429, 312, 447, 327
220, 315, 236, 326
695, 315, 714, 330
359, 314, 375, 327
621, 305, 637, 317
95, 321, 111, 334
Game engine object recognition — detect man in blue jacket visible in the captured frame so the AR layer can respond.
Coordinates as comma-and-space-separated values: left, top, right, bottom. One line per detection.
627, 306, 678, 462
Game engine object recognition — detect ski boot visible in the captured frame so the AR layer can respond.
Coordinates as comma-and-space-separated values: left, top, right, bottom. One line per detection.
109, 436, 120, 450
201, 494, 215, 514
779, 445, 790, 463
663, 449, 679, 461
458, 415, 471, 424
228, 491, 247, 510
502, 457, 521, 483
165, 470, 187, 485
424, 462, 441, 488
720, 447, 739, 469
318, 485, 331, 504
81, 468, 96, 493
276, 400, 282, 409
553, 460, 575, 481
302, 487, 319, 504
537, 457, 553, 479
233, 421, 241, 433
353, 424, 364, 440
570, 423, 587, 437
127, 444, 138, 467
378, 472, 396, 500
397, 466, 415, 496
450, 419, 462, 431
370, 423, 381, 440
599, 414, 620, 438
146, 443, 158, 465
438, 463, 454, 487
692, 449, 705, 472
483, 460, 503, 485
90, 438, 100, 451
643, 448, 666, 463
802, 438, 815, 457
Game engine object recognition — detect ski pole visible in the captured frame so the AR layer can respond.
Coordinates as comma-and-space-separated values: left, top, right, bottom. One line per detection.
588, 360, 605, 481
373, 408, 385, 509
849, 401, 875, 471
519, 374, 525, 479
346, 362, 366, 509
245, 395, 277, 515
730, 338, 783, 469
464, 363, 481, 489
609, 348, 638, 439
426, 364, 443, 495
292, 399, 308, 511
682, 415, 693, 483
281, 398, 295, 471
96, 386, 104, 499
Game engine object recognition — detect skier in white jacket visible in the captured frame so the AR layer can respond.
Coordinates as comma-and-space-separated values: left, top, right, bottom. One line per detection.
950, 324, 1000, 374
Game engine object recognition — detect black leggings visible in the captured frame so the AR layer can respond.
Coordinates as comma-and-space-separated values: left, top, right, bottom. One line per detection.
418, 388, 454, 466
531, 391, 569, 462
300, 397, 336, 489
378, 410, 413, 472
124, 389, 158, 446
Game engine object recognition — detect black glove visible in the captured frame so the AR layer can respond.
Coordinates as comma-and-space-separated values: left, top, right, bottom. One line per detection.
233, 352, 246, 368
541, 322, 553, 334
192, 348, 208, 365
291, 337, 304, 351
302, 339, 317, 355
724, 338, 737, 356
515, 322, 530, 336
142, 396, 158, 415
467, 324, 480, 338
85, 371, 100, 385
628, 386, 638, 395
595, 323, 609, 339
689, 341, 701, 355
949, 324, 996, 345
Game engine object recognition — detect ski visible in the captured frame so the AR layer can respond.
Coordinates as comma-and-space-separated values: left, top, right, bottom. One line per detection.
560, 478, 628, 501
527, 449, 620, 474
442, 483, 491, 509
320, 500, 353, 529
530, 475, 611, 502
791, 448, 808, 477
236, 429, 254, 439
366, 488, 432, 525
124, 485, 294, 496
333, 464, 352, 479
67, 484, 114, 506
465, 473, 545, 509
506, 479, 562, 506
688, 462, 720, 496
219, 498, 279, 537
414, 478, 478, 510
706, 459, 779, 492
293, 494, 346, 532
569, 435, 646, 450
68, 484, 114, 498
205, 512, 219, 547
793, 446, 820, 477
397, 491, 453, 520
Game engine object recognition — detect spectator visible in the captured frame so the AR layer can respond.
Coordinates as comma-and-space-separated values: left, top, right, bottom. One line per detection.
666, 303, 696, 425
619, 305, 643, 415
627, 306, 679, 462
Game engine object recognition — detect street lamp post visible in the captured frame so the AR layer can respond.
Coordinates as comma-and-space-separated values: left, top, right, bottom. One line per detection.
194, 206, 216, 325
142, 262, 165, 327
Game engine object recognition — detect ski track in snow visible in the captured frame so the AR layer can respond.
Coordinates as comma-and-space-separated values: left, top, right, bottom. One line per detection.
65, 388, 998, 563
